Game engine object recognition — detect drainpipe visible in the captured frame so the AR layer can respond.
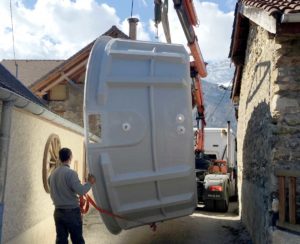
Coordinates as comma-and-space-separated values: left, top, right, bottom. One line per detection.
14, 62, 18, 80
0, 101, 14, 242
128, 17, 139, 40
227, 121, 231, 167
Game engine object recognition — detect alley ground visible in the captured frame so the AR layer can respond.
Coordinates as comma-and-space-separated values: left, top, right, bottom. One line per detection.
83, 202, 252, 244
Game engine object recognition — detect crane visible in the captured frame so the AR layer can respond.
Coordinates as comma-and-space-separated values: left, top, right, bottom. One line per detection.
154, 0, 207, 155
153, 1, 238, 213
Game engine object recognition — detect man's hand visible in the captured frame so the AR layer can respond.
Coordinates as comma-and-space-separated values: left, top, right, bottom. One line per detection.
87, 173, 96, 185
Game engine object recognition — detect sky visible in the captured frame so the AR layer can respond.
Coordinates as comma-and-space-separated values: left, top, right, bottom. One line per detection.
0, 0, 236, 61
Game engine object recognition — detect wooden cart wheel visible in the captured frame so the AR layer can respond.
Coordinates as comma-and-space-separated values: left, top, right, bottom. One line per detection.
43, 134, 61, 193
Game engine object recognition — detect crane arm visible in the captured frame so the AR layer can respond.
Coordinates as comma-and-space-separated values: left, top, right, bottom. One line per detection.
154, 0, 172, 43
154, 0, 207, 153
173, 0, 207, 77
174, 0, 207, 152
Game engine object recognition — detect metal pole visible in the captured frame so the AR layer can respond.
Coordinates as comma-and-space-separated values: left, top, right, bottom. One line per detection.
0, 101, 14, 243
227, 121, 231, 167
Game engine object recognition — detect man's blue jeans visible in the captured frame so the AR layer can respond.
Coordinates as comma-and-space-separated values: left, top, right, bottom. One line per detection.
54, 208, 85, 244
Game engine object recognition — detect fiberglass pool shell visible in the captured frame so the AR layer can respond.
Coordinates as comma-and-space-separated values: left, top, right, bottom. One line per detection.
84, 36, 197, 234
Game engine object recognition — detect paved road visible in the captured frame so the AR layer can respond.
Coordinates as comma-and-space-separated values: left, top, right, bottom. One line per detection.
83, 202, 252, 244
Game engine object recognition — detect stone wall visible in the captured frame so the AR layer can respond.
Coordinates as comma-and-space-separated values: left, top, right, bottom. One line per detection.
237, 24, 277, 244
237, 22, 300, 243
271, 34, 300, 226
48, 83, 84, 127
2, 108, 86, 244
271, 36, 300, 167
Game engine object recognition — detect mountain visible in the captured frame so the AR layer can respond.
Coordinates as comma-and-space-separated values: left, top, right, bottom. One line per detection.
195, 59, 237, 131
205, 59, 235, 86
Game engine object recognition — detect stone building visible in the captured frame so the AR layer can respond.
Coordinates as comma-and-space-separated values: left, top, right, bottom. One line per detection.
30, 26, 129, 127
229, 0, 300, 243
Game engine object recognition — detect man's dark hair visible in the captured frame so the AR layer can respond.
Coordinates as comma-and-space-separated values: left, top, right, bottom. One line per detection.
59, 148, 72, 162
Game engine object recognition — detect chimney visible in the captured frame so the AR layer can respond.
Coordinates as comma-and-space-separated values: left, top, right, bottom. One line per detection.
128, 17, 139, 40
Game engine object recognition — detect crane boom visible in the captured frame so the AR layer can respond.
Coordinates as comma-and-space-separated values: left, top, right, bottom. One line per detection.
155, 0, 207, 152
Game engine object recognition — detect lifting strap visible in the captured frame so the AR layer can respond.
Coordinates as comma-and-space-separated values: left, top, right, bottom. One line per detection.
79, 194, 157, 231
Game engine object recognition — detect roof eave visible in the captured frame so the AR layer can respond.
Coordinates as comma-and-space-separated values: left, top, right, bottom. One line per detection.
0, 87, 99, 141
229, 3, 250, 66
240, 5, 278, 34
29, 41, 94, 93
30, 26, 130, 96
278, 13, 300, 35
281, 13, 300, 23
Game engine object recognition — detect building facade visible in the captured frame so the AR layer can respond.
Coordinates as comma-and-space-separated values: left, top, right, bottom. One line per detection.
0, 26, 130, 243
230, 1, 300, 243
30, 26, 130, 127
0, 63, 88, 243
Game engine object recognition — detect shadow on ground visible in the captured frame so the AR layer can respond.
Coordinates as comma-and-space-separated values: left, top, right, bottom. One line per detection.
83, 202, 252, 244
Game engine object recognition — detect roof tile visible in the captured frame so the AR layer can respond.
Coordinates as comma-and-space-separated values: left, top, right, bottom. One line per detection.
0, 64, 46, 106
241, 0, 300, 15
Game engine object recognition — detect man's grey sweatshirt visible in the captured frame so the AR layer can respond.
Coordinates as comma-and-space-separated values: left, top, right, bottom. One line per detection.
49, 164, 92, 209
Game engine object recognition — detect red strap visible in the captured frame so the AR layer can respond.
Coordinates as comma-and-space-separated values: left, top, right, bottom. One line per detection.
79, 195, 89, 214
86, 194, 125, 219
80, 194, 157, 231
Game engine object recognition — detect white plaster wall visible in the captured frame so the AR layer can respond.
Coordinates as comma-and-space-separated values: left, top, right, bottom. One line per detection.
2, 108, 86, 243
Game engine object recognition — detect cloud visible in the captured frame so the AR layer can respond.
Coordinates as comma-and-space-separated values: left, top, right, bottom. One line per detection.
0, 0, 234, 61
0, 0, 150, 60
150, 1, 234, 61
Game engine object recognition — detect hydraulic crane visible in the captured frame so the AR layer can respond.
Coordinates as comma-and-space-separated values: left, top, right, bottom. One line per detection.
153, 1, 238, 213
154, 0, 207, 155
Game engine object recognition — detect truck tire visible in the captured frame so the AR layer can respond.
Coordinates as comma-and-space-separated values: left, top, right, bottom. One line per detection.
204, 199, 215, 211
215, 199, 228, 212
216, 184, 229, 212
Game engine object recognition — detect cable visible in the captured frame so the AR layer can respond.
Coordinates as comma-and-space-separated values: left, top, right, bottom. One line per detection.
206, 90, 227, 122
206, 80, 233, 123
130, 0, 134, 17
9, 0, 18, 78
9, 0, 16, 60
226, 102, 236, 123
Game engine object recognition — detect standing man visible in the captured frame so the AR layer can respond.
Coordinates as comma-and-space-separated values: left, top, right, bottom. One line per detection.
49, 147, 96, 244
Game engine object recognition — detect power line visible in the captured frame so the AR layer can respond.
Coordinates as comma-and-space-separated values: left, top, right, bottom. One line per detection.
222, 100, 236, 127
206, 80, 233, 123
9, 0, 16, 60
206, 90, 227, 122
130, 0, 134, 17
9, 0, 18, 78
